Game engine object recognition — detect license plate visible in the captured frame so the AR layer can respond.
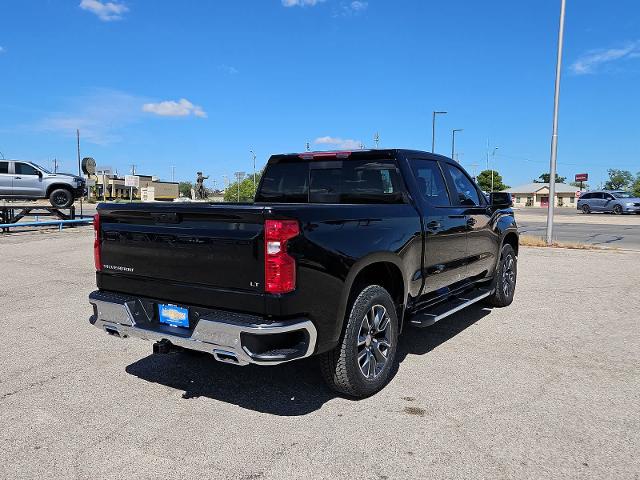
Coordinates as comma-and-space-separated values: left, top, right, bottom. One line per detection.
158, 304, 189, 328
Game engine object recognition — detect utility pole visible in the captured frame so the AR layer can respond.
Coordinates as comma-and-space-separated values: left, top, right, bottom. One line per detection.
451, 129, 463, 161
546, 0, 567, 245
431, 111, 447, 153
76, 129, 81, 176
130, 164, 136, 175
374, 132, 380, 149
76, 129, 83, 215
250, 150, 257, 194
306, 142, 310, 152
170, 165, 176, 182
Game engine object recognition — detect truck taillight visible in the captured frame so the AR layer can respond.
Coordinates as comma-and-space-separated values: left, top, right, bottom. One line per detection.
93, 213, 102, 271
264, 219, 299, 294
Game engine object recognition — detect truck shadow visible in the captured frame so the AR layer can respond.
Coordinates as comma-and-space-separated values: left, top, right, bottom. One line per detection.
125, 304, 492, 416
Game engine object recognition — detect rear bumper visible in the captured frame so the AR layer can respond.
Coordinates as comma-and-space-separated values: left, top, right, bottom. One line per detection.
88, 290, 317, 366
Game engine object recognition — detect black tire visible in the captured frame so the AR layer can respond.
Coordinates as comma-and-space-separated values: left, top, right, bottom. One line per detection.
319, 285, 399, 398
582, 204, 591, 214
486, 244, 517, 308
49, 188, 73, 208
613, 204, 623, 215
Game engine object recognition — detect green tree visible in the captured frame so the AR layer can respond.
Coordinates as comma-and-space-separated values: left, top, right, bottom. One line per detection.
631, 174, 640, 197
224, 174, 261, 202
534, 173, 566, 183
570, 181, 590, 190
476, 169, 509, 192
604, 169, 633, 190
178, 181, 194, 198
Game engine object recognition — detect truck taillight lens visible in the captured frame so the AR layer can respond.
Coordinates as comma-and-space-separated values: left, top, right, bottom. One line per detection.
93, 213, 102, 271
264, 219, 299, 294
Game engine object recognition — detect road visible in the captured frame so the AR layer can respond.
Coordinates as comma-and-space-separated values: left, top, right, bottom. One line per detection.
515, 208, 640, 250
1, 229, 638, 479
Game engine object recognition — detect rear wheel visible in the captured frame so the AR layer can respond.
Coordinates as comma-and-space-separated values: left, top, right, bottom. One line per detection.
319, 285, 398, 398
613, 204, 623, 215
49, 188, 73, 208
486, 244, 517, 308
582, 204, 591, 214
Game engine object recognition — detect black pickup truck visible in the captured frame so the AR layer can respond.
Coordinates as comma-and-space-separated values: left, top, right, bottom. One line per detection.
90, 149, 518, 397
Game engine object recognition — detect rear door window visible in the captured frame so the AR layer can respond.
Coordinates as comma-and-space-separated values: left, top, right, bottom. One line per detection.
0, 162, 8, 174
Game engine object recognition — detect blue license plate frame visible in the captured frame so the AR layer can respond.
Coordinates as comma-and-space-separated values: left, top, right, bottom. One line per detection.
158, 304, 189, 328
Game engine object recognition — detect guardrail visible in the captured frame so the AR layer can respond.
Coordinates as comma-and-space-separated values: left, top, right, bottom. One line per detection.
0, 218, 94, 232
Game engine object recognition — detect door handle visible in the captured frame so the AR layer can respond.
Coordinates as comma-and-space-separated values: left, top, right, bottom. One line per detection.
14, 176, 22, 179
466, 217, 476, 227
426, 220, 441, 230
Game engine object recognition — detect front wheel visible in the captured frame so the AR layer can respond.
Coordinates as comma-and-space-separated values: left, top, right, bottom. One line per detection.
486, 243, 517, 308
613, 204, 623, 215
319, 285, 399, 398
49, 188, 73, 208
582, 204, 591, 214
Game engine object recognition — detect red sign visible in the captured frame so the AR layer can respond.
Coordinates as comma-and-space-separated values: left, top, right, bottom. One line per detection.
576, 191, 582, 198
575, 173, 588, 182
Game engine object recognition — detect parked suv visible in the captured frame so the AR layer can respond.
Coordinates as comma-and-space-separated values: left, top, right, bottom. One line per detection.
577, 190, 640, 215
0, 160, 86, 208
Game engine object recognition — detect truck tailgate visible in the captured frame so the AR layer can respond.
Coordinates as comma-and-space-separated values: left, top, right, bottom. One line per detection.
97, 204, 265, 292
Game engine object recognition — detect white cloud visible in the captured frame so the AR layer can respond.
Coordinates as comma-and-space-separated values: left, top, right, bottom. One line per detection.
282, 0, 326, 7
219, 64, 239, 75
349, 1, 368, 12
0, 46, 5, 54
142, 98, 207, 118
314, 136, 362, 150
570, 41, 640, 75
79, 0, 128, 22
37, 89, 143, 145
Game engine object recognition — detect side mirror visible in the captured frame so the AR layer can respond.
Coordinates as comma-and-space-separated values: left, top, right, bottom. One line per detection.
490, 192, 512, 209
37, 170, 43, 178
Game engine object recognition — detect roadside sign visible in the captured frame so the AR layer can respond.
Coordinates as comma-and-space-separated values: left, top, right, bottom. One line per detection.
576, 191, 581, 198
125, 175, 140, 188
575, 173, 588, 182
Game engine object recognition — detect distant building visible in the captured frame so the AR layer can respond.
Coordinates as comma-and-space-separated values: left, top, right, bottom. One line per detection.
503, 183, 579, 208
92, 174, 179, 201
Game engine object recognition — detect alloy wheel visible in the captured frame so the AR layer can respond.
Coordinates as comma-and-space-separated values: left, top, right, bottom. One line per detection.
357, 305, 392, 380
502, 254, 516, 298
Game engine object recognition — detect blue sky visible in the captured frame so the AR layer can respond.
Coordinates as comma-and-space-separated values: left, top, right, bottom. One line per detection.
0, 0, 639, 189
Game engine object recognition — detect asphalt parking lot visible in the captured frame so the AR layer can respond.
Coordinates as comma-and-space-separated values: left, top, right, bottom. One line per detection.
1, 229, 639, 479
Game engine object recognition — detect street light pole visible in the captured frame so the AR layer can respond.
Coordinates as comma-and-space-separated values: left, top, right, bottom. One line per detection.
451, 129, 463, 161
431, 111, 447, 153
546, 0, 567, 245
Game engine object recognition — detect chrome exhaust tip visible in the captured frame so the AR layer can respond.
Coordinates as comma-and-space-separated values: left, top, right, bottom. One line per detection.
213, 349, 241, 365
